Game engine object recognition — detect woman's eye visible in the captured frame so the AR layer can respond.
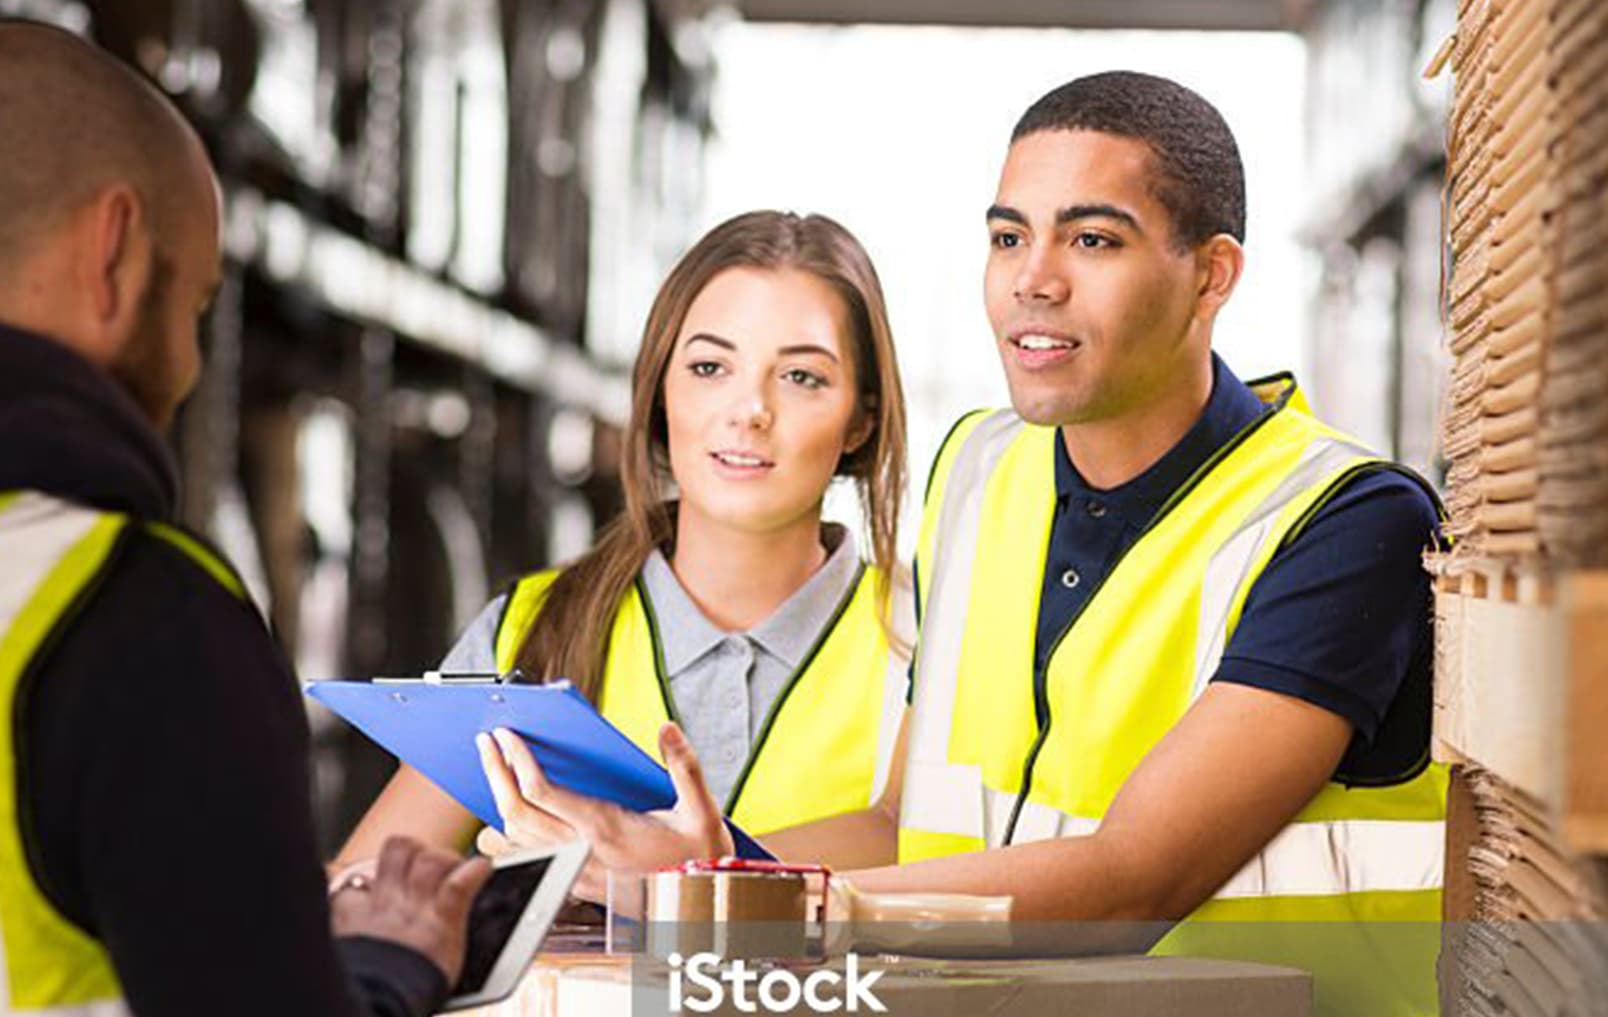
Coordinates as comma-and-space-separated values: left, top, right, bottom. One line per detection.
784, 368, 826, 390
689, 361, 723, 378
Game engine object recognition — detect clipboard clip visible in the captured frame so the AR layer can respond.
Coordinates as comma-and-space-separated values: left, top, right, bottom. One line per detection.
372, 668, 528, 686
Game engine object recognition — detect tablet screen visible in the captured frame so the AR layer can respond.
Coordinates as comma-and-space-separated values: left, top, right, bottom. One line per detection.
453, 855, 554, 997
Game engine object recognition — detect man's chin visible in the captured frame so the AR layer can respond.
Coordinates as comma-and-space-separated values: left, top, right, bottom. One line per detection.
1007, 387, 1094, 428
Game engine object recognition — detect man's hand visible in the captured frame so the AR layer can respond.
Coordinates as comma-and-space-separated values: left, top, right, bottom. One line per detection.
329, 836, 492, 987
475, 723, 734, 901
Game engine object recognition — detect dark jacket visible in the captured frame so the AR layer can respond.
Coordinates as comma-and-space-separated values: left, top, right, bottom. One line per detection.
0, 321, 446, 1017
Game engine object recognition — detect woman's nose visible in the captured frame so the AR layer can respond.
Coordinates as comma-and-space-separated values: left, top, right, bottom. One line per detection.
730, 392, 773, 431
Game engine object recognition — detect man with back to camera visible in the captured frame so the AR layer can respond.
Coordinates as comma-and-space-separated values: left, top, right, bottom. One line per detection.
0, 20, 492, 1017
474, 71, 1448, 1017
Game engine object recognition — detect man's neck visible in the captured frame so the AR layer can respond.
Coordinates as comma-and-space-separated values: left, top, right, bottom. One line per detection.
1060, 357, 1215, 491
669, 505, 827, 632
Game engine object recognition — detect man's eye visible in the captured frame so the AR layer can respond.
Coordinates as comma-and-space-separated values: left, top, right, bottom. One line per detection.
991, 231, 1022, 249
1075, 232, 1115, 249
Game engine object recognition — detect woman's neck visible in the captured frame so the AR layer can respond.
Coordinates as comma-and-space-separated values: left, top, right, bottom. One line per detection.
669, 506, 827, 632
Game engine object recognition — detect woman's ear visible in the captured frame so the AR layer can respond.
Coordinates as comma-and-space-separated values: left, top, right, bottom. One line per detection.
843, 396, 877, 456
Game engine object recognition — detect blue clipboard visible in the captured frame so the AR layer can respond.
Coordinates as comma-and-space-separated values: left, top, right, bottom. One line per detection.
305, 677, 773, 860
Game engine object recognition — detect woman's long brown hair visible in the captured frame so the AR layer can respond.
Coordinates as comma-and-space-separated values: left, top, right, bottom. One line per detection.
514, 210, 907, 699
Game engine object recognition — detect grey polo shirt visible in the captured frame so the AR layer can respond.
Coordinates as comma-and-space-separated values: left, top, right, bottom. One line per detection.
438, 530, 864, 806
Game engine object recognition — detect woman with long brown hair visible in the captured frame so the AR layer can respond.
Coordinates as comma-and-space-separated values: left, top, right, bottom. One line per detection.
336, 210, 911, 869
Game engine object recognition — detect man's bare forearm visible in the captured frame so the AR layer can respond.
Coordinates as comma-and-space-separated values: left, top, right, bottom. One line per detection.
761, 802, 900, 870
843, 829, 1171, 922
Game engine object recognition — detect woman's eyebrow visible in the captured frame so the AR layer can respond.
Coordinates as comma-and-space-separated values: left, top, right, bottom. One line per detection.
778, 343, 839, 362
682, 332, 736, 351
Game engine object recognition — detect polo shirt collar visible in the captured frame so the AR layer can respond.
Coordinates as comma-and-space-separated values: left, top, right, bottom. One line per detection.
1052, 352, 1267, 530
641, 526, 861, 675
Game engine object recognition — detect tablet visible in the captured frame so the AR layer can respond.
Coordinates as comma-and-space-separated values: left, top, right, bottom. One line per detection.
443, 840, 591, 1012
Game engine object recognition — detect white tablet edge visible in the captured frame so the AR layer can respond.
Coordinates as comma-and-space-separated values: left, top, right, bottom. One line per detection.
441, 839, 592, 1011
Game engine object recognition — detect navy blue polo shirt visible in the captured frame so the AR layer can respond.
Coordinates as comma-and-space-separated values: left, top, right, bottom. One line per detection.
1031, 354, 1438, 784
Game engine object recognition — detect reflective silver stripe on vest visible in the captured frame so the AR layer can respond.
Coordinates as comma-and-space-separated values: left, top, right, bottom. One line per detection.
0, 993, 133, 1017
1006, 796, 1442, 898
901, 412, 1024, 838
1213, 818, 1443, 898
1190, 435, 1374, 700
0, 494, 104, 638
0, 495, 133, 1016
870, 576, 917, 801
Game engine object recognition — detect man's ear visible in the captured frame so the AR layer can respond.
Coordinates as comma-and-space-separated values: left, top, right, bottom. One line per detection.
79, 184, 155, 355
1193, 234, 1245, 322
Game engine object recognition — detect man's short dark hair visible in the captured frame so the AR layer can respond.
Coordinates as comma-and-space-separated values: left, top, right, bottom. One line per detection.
1012, 71, 1246, 249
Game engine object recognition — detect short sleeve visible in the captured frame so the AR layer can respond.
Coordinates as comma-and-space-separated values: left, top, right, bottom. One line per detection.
1212, 469, 1440, 783
438, 594, 507, 674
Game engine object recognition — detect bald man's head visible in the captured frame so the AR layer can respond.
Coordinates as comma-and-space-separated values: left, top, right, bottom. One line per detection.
0, 20, 222, 429
0, 20, 206, 264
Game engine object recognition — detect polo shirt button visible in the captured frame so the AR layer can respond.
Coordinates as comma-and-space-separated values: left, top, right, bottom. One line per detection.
1086, 500, 1107, 519
1061, 568, 1081, 590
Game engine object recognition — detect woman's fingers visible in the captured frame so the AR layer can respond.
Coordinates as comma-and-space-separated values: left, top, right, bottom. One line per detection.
475, 825, 513, 857
476, 731, 524, 820
478, 728, 601, 850
492, 728, 550, 803
488, 728, 604, 832
660, 723, 729, 853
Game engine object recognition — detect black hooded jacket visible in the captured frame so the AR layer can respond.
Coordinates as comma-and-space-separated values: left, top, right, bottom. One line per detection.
0, 321, 447, 1017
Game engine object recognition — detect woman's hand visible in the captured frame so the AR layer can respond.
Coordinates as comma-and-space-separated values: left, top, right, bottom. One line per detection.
475, 723, 735, 901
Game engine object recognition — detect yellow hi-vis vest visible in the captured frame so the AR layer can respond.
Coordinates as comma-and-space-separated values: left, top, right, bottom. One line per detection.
898, 376, 1448, 1017
494, 562, 910, 836
0, 491, 248, 1015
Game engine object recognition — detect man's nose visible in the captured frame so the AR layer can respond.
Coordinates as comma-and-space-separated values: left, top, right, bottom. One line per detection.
1014, 248, 1070, 304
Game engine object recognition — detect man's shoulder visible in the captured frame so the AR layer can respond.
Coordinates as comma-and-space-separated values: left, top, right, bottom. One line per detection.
1296, 464, 1442, 551
122, 522, 254, 606
66, 523, 265, 661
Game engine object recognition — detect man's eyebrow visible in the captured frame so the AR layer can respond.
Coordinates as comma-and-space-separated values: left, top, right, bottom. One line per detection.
1056, 204, 1142, 233
985, 204, 1026, 225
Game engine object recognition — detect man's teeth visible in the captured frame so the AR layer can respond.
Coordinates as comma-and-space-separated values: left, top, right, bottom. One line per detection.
717, 452, 768, 467
1017, 334, 1076, 351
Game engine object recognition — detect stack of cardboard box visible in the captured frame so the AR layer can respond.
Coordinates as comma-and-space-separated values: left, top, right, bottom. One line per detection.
1436, 0, 1608, 1012
1537, 0, 1608, 565
1442, 0, 1550, 562
1450, 767, 1608, 1016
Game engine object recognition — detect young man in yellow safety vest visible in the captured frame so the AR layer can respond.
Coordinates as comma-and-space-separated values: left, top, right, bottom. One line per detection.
477, 72, 1448, 1017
